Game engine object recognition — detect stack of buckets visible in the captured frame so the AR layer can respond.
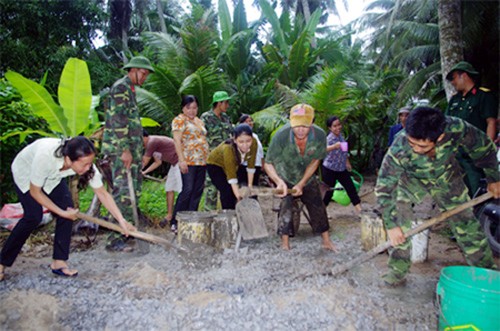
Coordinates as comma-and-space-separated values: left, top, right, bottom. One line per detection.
436, 266, 500, 330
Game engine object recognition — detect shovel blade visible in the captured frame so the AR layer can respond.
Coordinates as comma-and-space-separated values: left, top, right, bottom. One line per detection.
236, 198, 268, 240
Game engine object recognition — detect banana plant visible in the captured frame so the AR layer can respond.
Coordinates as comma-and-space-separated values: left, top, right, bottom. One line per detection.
4, 57, 99, 140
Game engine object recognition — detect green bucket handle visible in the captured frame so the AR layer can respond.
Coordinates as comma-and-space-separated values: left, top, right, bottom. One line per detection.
350, 169, 364, 190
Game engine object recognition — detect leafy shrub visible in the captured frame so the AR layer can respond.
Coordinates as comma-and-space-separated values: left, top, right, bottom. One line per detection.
0, 79, 49, 204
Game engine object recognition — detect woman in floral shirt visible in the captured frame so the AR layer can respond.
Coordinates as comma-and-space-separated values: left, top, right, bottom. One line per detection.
170, 95, 209, 233
321, 116, 361, 212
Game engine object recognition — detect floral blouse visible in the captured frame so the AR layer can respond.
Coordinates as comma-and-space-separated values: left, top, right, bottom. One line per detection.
172, 113, 209, 166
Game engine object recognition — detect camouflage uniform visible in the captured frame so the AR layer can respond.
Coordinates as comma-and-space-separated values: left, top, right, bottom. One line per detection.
445, 86, 498, 196
102, 76, 143, 241
376, 117, 498, 282
266, 124, 330, 236
200, 109, 233, 211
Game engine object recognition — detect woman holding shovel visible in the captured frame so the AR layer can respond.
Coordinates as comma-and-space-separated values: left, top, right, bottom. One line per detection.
321, 116, 361, 212
207, 124, 258, 209
0, 137, 136, 281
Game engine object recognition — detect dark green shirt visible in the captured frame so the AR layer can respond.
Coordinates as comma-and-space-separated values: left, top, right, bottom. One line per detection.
266, 123, 327, 185
445, 86, 497, 133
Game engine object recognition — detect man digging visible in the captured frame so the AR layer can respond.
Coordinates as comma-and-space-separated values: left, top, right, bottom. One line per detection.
376, 106, 499, 286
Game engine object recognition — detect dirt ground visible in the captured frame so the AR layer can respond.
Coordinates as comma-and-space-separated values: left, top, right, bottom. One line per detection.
0, 175, 496, 330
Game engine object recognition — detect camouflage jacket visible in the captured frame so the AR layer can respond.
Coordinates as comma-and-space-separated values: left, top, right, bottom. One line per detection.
200, 109, 233, 149
376, 116, 499, 229
101, 76, 143, 159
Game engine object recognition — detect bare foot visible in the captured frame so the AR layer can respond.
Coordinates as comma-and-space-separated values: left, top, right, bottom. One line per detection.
281, 235, 290, 250
165, 214, 173, 221
321, 231, 338, 252
322, 241, 338, 252
354, 204, 362, 213
0, 264, 5, 281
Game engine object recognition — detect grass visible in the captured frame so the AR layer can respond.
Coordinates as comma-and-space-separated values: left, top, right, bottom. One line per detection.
79, 180, 169, 223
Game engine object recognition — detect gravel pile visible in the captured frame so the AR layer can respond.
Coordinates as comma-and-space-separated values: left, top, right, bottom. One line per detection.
0, 213, 439, 331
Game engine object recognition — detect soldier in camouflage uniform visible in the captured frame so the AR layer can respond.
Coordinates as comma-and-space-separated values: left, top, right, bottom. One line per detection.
101, 56, 154, 252
264, 104, 337, 251
445, 61, 498, 196
200, 91, 233, 211
376, 107, 499, 286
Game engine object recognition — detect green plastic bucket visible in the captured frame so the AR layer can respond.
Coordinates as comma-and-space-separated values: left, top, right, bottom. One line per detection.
332, 169, 363, 206
436, 266, 500, 331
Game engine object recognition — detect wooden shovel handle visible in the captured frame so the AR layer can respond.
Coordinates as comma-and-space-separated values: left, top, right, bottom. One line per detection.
75, 212, 186, 253
272, 188, 297, 195
330, 192, 493, 277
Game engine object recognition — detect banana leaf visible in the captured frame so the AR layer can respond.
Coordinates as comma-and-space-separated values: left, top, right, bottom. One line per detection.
58, 58, 92, 137
5, 71, 68, 136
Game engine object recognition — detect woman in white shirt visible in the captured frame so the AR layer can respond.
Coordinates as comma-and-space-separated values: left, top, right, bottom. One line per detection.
0, 137, 136, 281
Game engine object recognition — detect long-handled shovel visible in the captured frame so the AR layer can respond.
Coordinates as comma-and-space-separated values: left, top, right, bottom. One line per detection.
76, 212, 187, 254
127, 169, 149, 254
330, 192, 493, 277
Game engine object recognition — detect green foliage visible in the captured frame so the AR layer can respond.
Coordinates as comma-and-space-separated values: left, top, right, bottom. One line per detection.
78, 180, 168, 222
138, 181, 168, 221
0, 79, 49, 204
5, 58, 98, 139
0, 0, 107, 93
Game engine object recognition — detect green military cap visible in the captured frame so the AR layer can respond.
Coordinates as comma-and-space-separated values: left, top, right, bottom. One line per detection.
123, 56, 155, 73
212, 91, 232, 103
446, 61, 478, 81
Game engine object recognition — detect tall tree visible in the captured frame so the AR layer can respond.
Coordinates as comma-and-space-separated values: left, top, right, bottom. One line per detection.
438, 0, 462, 100
0, 0, 106, 87
109, 0, 132, 60
156, 0, 168, 32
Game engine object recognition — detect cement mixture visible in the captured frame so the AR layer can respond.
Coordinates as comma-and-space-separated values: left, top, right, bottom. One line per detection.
0, 176, 483, 330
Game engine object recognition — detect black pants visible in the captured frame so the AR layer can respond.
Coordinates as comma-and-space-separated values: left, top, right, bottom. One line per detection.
321, 165, 360, 207
236, 165, 261, 186
0, 182, 74, 267
172, 165, 206, 226
207, 164, 237, 209
277, 179, 330, 236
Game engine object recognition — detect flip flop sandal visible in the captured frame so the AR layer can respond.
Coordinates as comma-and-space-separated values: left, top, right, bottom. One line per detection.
50, 266, 78, 278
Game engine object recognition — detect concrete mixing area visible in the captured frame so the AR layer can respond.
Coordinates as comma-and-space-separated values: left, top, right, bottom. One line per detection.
0, 176, 496, 330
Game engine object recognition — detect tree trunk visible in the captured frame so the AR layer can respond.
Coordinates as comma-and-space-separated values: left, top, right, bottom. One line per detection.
438, 0, 463, 100
300, 0, 311, 23
121, 28, 129, 59
156, 0, 167, 33
300, 0, 316, 48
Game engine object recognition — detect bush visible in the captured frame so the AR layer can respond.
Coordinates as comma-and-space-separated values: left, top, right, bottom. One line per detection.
0, 79, 49, 204
78, 180, 168, 224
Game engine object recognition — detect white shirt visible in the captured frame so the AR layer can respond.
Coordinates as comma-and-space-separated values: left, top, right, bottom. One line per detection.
11, 138, 103, 194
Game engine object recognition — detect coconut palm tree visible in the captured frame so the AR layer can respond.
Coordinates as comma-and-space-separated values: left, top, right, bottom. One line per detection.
359, 0, 499, 106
